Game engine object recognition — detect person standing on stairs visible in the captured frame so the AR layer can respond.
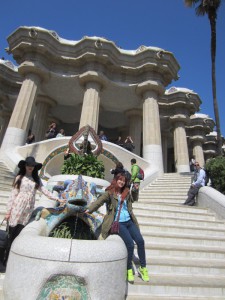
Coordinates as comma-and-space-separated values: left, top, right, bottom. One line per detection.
85, 174, 149, 283
183, 162, 206, 206
130, 158, 141, 202
4, 156, 66, 266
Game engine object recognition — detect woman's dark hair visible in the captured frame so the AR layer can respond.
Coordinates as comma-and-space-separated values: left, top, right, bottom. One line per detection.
106, 174, 129, 200
116, 162, 124, 169
13, 165, 41, 190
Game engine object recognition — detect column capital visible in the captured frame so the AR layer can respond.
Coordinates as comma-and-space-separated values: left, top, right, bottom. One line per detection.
125, 108, 142, 118
79, 71, 106, 89
36, 95, 56, 107
136, 80, 165, 97
170, 114, 190, 125
18, 62, 50, 83
189, 136, 205, 144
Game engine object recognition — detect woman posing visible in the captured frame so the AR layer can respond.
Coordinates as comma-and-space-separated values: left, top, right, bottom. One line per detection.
85, 174, 149, 283
4, 156, 66, 263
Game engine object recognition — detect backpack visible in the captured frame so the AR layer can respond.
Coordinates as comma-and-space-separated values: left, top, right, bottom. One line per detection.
124, 169, 132, 183
137, 166, 144, 180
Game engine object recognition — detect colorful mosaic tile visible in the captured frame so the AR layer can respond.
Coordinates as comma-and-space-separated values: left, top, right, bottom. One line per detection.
37, 275, 90, 300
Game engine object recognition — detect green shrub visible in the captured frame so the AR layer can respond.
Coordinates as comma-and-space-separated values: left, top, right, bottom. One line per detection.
205, 156, 225, 195
61, 153, 105, 179
50, 223, 72, 239
49, 217, 96, 240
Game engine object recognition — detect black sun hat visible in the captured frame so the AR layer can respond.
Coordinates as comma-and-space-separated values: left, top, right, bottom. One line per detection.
18, 156, 42, 170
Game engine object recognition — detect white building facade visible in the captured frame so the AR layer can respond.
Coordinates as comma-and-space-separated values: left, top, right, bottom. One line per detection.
0, 27, 217, 173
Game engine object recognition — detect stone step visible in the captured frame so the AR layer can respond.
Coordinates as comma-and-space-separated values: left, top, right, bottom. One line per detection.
0, 180, 14, 186
144, 242, 225, 259
0, 273, 4, 300
149, 182, 191, 186
133, 202, 209, 214
139, 195, 186, 200
141, 230, 225, 247
140, 191, 188, 196
139, 221, 225, 237
142, 187, 189, 192
127, 274, 225, 297
154, 178, 191, 182
133, 205, 216, 221
148, 264, 225, 276
135, 213, 225, 228
144, 256, 225, 275
138, 199, 187, 204
127, 296, 225, 300
0, 178, 13, 186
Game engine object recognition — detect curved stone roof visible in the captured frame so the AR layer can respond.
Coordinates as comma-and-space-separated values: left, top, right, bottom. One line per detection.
14, 26, 166, 56
0, 59, 18, 71
165, 86, 195, 95
191, 113, 209, 119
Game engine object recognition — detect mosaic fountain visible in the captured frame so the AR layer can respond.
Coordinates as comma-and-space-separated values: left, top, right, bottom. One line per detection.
3, 126, 127, 300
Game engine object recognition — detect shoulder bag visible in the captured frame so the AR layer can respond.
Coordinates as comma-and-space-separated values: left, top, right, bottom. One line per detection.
110, 198, 124, 234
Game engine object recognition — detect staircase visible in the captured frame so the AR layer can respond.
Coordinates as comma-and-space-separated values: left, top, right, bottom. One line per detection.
127, 173, 225, 300
0, 161, 15, 299
0, 162, 15, 223
1, 171, 225, 299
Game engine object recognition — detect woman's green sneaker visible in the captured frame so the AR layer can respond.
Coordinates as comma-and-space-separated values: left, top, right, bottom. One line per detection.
127, 269, 134, 282
138, 266, 149, 282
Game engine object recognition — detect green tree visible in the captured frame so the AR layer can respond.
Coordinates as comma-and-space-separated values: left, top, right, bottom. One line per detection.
205, 156, 225, 194
185, 0, 223, 155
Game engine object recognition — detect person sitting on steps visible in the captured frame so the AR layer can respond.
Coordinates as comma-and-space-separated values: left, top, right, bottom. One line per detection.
183, 162, 206, 206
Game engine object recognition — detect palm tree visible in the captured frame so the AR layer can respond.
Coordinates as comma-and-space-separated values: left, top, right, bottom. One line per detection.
185, 0, 223, 155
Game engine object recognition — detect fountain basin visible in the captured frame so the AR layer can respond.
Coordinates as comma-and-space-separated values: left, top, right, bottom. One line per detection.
3, 218, 127, 300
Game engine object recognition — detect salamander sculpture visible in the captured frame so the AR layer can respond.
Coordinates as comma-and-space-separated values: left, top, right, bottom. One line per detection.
36, 175, 105, 238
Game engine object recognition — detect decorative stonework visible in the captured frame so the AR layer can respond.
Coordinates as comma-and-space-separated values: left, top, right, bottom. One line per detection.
37, 275, 90, 300
39, 144, 119, 180
69, 125, 102, 156
29, 28, 38, 39
136, 45, 147, 53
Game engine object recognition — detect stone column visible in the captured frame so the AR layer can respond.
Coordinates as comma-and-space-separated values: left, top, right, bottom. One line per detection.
190, 137, 205, 167
31, 96, 56, 141
126, 109, 142, 156
161, 132, 168, 173
0, 111, 11, 146
170, 115, 190, 173
79, 72, 105, 132
1, 73, 41, 150
136, 81, 164, 173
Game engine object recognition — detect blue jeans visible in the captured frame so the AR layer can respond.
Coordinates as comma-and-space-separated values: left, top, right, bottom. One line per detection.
118, 219, 146, 270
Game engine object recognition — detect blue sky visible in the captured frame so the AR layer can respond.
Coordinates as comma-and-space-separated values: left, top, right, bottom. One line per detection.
1, 0, 224, 135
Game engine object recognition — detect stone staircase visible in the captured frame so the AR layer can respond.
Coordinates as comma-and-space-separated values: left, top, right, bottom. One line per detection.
127, 173, 225, 300
0, 161, 15, 299
0, 161, 15, 223
1, 171, 225, 299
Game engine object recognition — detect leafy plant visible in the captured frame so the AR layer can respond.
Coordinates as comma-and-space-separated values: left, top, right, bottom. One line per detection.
50, 223, 72, 239
61, 153, 105, 179
205, 156, 225, 195
49, 217, 97, 240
